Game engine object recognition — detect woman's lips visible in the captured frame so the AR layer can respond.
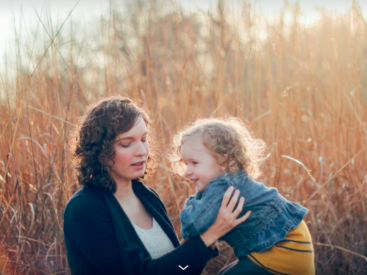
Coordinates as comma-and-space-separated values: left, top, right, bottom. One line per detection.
131, 161, 145, 168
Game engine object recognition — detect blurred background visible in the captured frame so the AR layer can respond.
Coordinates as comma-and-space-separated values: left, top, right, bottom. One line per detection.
0, 0, 366, 274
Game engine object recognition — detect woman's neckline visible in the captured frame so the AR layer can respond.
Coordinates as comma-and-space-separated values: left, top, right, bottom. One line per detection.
132, 217, 156, 231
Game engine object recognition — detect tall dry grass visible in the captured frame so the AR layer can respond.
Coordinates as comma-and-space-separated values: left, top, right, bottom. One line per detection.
0, 0, 366, 274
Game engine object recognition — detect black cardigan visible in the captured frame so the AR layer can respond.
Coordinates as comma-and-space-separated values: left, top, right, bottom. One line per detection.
63, 180, 218, 275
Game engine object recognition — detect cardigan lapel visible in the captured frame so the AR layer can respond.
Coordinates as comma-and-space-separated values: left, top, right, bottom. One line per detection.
132, 181, 180, 248
100, 180, 180, 266
101, 188, 151, 254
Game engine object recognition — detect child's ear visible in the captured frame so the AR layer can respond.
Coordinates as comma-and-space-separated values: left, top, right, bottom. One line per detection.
220, 161, 227, 173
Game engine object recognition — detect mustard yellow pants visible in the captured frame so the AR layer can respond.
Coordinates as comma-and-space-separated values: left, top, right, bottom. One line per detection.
248, 220, 315, 275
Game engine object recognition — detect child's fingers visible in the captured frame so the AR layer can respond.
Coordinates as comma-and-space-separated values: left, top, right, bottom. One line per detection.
221, 186, 235, 208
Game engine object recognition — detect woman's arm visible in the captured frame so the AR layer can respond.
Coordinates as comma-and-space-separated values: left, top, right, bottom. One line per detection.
64, 193, 223, 275
64, 187, 248, 275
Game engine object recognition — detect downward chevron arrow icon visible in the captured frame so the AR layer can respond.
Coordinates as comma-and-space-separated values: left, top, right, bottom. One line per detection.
179, 265, 189, 270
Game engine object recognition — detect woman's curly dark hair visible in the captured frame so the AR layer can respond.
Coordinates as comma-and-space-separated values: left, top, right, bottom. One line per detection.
71, 96, 156, 193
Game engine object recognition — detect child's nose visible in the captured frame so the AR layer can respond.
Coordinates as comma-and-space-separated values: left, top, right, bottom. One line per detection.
185, 166, 193, 177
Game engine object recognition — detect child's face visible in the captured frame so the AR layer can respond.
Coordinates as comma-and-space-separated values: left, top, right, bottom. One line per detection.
180, 137, 224, 192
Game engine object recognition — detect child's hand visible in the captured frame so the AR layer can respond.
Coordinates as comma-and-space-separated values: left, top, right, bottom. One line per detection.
180, 239, 186, 244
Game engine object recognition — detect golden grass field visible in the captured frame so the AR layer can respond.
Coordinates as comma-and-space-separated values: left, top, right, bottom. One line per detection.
0, 1, 366, 274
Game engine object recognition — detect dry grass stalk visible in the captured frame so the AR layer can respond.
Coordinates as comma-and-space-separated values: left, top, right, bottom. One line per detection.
0, 1, 366, 274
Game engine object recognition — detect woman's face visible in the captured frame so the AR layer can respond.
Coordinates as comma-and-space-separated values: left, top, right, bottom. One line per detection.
108, 117, 149, 184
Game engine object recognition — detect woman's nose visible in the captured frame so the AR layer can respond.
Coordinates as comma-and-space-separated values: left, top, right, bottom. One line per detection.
136, 141, 148, 156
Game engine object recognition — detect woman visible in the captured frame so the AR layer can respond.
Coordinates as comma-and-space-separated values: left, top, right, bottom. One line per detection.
63, 96, 251, 275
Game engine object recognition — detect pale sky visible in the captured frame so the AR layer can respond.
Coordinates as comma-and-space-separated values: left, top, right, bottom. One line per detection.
0, 0, 366, 68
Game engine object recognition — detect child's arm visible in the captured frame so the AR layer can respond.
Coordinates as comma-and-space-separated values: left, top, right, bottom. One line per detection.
180, 177, 232, 239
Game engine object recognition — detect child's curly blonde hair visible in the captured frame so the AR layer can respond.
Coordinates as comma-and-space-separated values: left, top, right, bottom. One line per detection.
171, 117, 266, 180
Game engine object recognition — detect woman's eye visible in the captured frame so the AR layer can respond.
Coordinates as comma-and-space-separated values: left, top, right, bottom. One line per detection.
120, 144, 130, 148
193, 162, 198, 165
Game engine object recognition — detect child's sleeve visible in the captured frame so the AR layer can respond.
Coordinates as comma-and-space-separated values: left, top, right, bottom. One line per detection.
180, 178, 231, 240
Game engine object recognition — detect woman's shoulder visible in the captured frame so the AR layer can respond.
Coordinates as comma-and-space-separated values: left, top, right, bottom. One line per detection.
64, 186, 108, 216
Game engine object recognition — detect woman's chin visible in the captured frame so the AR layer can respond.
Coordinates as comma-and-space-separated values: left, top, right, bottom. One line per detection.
129, 165, 146, 177
134, 170, 146, 179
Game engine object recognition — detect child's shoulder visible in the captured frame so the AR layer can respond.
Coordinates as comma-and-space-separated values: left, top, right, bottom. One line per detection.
201, 174, 235, 197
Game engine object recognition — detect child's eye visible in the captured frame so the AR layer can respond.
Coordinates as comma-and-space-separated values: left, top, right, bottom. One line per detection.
193, 161, 198, 165
141, 139, 147, 142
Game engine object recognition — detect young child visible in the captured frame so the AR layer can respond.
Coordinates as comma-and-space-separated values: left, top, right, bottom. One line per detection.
171, 117, 315, 275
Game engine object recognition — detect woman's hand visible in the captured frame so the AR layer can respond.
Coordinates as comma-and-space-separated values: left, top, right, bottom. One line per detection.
200, 186, 251, 247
